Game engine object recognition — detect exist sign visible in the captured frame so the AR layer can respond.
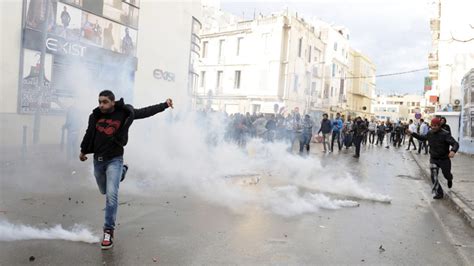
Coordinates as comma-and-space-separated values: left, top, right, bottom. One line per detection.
153, 69, 175, 82
46, 37, 86, 57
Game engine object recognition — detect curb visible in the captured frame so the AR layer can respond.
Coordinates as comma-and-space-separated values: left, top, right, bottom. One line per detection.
410, 152, 474, 228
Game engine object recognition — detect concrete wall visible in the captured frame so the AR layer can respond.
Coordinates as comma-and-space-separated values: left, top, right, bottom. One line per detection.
0, 1, 66, 147
134, 0, 202, 110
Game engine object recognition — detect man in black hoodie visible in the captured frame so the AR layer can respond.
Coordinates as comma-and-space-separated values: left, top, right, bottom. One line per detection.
351, 116, 367, 158
409, 117, 459, 199
318, 113, 331, 153
80, 90, 173, 249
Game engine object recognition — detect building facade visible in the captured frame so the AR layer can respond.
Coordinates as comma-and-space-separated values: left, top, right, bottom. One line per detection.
346, 48, 376, 119
372, 93, 425, 122
195, 11, 326, 116
428, 0, 474, 111
0, 0, 201, 148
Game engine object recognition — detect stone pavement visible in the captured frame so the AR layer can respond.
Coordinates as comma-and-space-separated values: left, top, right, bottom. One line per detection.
411, 151, 474, 228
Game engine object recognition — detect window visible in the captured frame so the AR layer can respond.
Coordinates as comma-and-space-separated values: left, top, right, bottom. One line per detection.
293, 74, 299, 92
216, 71, 223, 89
236, 37, 243, 56
234, 70, 241, 89
200, 71, 206, 87
332, 63, 336, 77
334, 42, 338, 51
298, 37, 303, 58
202, 41, 208, 58
308, 45, 312, 63
218, 40, 225, 59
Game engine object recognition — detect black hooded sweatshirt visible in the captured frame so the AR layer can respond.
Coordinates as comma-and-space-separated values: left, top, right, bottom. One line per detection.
80, 98, 169, 159
411, 129, 459, 160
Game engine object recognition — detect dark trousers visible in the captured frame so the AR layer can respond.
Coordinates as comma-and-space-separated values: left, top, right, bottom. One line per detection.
331, 131, 341, 151
418, 140, 428, 154
354, 135, 363, 156
393, 133, 402, 147
369, 131, 376, 144
376, 133, 385, 145
407, 136, 417, 150
430, 158, 453, 197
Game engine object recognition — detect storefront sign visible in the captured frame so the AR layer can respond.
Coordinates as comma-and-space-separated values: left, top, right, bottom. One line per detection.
153, 69, 175, 82
46, 37, 86, 57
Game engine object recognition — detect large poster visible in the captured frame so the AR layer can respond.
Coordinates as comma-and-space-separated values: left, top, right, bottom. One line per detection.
119, 26, 137, 56
20, 49, 56, 113
81, 12, 108, 47
25, 0, 55, 31
19, 0, 139, 114
103, 0, 139, 28
52, 2, 82, 40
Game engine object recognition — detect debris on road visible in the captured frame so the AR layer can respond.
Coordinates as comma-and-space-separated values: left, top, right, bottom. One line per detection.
379, 245, 385, 252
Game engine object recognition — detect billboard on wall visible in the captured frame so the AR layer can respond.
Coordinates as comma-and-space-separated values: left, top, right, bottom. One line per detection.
19, 0, 139, 114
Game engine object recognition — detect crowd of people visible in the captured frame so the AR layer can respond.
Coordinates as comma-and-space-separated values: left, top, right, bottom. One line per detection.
219, 109, 459, 200
220, 109, 454, 159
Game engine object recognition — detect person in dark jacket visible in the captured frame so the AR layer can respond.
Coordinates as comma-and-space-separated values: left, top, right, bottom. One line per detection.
351, 116, 367, 158
384, 121, 393, 149
318, 113, 331, 152
409, 117, 459, 199
376, 121, 386, 145
80, 90, 173, 249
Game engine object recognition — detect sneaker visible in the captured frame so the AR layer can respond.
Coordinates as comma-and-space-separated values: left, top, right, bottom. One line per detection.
101, 229, 114, 250
120, 164, 128, 182
433, 194, 443, 200
353, 155, 360, 158
448, 179, 452, 188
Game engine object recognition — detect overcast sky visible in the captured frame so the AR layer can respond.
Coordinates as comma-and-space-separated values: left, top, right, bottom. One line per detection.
220, 0, 433, 95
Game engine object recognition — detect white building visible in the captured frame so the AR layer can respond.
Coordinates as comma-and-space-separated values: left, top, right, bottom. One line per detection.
314, 21, 351, 118
372, 93, 425, 122
195, 10, 326, 115
428, 0, 474, 111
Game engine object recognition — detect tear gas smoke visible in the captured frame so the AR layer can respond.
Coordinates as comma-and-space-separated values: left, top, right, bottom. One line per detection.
0, 219, 99, 243
123, 111, 391, 217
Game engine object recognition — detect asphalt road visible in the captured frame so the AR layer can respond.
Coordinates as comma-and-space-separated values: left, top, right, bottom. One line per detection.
1, 144, 473, 265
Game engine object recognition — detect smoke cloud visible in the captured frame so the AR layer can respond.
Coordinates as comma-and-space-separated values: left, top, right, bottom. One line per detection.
0, 219, 99, 243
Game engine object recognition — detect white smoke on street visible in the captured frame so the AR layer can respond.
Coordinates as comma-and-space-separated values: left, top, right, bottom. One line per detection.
0, 219, 99, 243
124, 111, 391, 217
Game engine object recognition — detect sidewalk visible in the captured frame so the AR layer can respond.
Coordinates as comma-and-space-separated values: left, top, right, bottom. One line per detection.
411, 151, 474, 228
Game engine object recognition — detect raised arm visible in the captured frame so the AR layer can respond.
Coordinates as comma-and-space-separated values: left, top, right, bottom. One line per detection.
134, 99, 172, 120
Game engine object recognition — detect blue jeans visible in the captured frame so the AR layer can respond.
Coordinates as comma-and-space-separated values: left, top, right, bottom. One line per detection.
94, 156, 123, 230
299, 133, 311, 153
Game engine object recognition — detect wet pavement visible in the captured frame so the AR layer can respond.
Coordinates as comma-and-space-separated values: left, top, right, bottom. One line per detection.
1, 143, 474, 265
411, 150, 474, 228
